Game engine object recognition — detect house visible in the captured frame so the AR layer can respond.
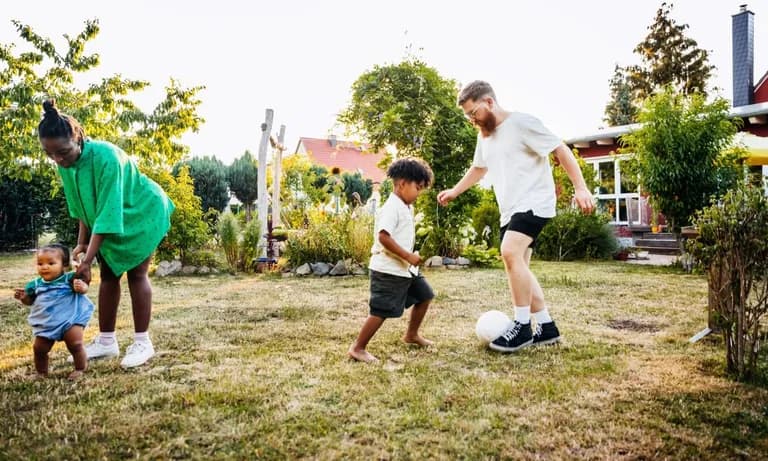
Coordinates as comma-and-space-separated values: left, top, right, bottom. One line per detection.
294, 136, 387, 186
564, 5, 768, 228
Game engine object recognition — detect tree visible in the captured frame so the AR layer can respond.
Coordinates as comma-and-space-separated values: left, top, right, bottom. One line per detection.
0, 19, 204, 249
626, 3, 715, 102
339, 59, 479, 256
620, 87, 742, 232
341, 171, 373, 207
228, 150, 258, 221
603, 65, 638, 126
173, 156, 230, 213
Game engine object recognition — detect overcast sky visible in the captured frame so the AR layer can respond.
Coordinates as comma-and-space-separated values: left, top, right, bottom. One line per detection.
3, 0, 767, 164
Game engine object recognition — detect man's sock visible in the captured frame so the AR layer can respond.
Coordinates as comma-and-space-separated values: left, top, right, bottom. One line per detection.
533, 308, 553, 325
98, 331, 116, 346
514, 305, 531, 324
134, 331, 151, 344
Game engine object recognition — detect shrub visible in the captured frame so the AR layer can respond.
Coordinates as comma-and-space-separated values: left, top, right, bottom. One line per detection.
283, 211, 373, 266
183, 249, 222, 269
240, 216, 262, 273
217, 211, 240, 273
461, 243, 501, 268
688, 180, 768, 381
535, 209, 618, 261
471, 199, 500, 248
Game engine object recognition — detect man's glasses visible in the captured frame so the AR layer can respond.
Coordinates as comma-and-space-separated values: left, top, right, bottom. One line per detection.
464, 102, 484, 120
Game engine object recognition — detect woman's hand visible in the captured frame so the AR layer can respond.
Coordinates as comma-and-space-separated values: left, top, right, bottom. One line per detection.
75, 260, 92, 285
73, 244, 88, 264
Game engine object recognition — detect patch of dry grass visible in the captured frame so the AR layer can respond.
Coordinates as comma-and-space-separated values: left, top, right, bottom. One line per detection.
1, 254, 766, 459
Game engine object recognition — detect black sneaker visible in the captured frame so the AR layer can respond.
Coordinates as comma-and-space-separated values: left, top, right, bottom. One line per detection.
489, 321, 533, 352
532, 321, 561, 346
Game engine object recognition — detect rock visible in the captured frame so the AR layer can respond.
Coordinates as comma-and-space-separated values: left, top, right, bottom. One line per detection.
330, 260, 349, 276
295, 263, 312, 276
350, 264, 367, 276
426, 256, 443, 267
181, 265, 197, 275
442, 257, 457, 265
155, 261, 172, 277
197, 266, 211, 274
456, 257, 471, 266
312, 262, 332, 276
169, 260, 182, 274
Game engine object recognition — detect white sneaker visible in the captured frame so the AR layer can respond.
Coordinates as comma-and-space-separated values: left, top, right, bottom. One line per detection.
120, 341, 155, 368
68, 337, 120, 362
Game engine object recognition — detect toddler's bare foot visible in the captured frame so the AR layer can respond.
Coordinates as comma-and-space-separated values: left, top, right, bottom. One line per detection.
68, 370, 85, 381
347, 347, 379, 363
403, 335, 433, 347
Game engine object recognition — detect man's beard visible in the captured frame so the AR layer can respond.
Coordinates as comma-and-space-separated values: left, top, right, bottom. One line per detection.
477, 112, 497, 137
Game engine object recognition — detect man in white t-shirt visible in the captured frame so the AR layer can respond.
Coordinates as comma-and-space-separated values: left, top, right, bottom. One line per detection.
438, 80, 594, 352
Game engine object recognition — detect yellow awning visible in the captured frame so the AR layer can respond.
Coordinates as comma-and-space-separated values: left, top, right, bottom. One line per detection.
735, 132, 768, 166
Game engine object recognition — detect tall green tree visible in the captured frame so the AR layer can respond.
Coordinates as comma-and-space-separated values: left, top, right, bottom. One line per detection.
341, 171, 373, 207
621, 87, 742, 232
603, 65, 638, 126
626, 3, 715, 102
173, 156, 230, 213
339, 59, 479, 256
228, 150, 259, 221
0, 19, 205, 250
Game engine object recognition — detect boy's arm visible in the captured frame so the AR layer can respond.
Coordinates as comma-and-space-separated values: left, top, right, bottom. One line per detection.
378, 231, 421, 266
553, 144, 594, 213
437, 166, 487, 205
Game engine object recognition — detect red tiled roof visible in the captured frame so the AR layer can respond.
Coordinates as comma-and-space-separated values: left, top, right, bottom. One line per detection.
296, 137, 387, 184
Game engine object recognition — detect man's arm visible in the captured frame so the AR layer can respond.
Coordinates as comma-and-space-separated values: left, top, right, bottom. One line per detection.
437, 166, 488, 205
553, 144, 594, 213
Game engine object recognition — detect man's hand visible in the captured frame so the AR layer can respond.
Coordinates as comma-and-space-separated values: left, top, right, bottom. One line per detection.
73, 244, 88, 265
75, 261, 92, 285
573, 187, 595, 213
72, 278, 89, 294
437, 188, 458, 206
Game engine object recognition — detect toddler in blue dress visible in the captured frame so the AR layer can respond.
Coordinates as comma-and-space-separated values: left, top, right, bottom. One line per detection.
14, 244, 94, 380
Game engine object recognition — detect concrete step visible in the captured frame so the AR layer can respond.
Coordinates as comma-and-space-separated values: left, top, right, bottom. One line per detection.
642, 232, 677, 240
635, 245, 681, 255
635, 239, 680, 249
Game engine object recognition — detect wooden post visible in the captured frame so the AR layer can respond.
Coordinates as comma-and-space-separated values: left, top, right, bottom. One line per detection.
257, 109, 274, 258
272, 125, 286, 229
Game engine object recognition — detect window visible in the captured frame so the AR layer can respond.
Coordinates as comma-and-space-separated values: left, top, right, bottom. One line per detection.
588, 157, 642, 225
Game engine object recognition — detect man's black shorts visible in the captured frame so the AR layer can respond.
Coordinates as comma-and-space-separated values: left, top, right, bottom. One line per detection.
500, 210, 551, 248
369, 270, 434, 319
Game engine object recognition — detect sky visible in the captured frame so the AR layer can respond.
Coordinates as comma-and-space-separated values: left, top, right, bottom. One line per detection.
3, 0, 768, 165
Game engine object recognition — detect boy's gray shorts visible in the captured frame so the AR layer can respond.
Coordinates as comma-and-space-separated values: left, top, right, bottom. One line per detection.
369, 270, 434, 319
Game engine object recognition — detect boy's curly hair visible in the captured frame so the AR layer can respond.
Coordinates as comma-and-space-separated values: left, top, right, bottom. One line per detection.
387, 157, 434, 188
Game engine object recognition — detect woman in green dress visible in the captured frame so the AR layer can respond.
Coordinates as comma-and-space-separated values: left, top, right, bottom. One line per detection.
38, 100, 175, 368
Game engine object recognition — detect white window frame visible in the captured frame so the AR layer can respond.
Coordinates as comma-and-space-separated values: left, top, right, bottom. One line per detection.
586, 155, 642, 225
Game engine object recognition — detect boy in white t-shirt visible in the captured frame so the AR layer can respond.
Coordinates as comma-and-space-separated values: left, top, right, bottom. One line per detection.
438, 80, 595, 353
348, 158, 435, 363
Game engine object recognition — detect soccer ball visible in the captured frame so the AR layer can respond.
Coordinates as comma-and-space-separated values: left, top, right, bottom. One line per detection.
475, 310, 511, 343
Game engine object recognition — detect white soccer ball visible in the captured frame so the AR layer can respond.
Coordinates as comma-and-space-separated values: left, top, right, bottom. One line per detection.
475, 310, 512, 343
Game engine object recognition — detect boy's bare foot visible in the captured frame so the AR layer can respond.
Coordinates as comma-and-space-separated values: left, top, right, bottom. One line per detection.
403, 335, 433, 347
68, 370, 85, 381
347, 347, 379, 363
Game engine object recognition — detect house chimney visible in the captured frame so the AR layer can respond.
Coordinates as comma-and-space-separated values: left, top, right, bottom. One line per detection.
328, 134, 337, 148
732, 4, 754, 107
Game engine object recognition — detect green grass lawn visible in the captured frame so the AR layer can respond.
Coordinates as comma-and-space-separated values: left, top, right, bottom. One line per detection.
1, 253, 767, 460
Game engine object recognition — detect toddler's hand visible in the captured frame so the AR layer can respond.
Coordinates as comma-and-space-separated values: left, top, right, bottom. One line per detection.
13, 288, 25, 300
72, 279, 88, 294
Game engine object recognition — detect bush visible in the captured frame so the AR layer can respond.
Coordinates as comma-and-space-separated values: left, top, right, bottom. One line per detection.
284, 211, 373, 266
471, 198, 500, 248
217, 211, 240, 273
183, 249, 223, 269
535, 209, 618, 261
461, 243, 501, 268
240, 216, 262, 273
687, 180, 768, 381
